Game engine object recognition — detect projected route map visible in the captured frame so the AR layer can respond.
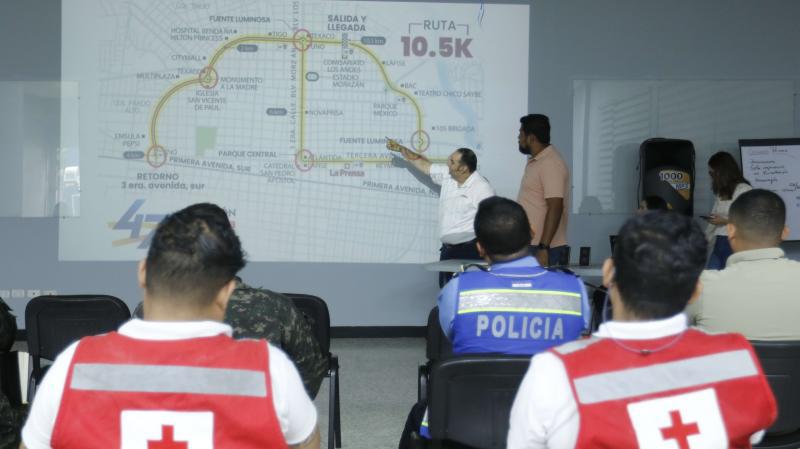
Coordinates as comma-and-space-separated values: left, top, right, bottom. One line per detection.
59, 0, 529, 262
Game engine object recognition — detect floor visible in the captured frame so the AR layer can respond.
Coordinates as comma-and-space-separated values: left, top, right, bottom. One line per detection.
314, 338, 426, 449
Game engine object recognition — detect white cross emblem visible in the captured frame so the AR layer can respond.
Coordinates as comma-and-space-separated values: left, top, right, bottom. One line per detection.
120, 410, 214, 449
627, 388, 727, 449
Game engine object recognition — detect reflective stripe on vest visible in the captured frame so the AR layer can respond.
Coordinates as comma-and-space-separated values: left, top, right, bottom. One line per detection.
419, 408, 431, 439
457, 289, 582, 316
71, 363, 268, 397
573, 349, 758, 405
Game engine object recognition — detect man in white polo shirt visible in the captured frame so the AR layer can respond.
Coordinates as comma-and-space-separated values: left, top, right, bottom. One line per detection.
387, 138, 495, 286
21, 203, 319, 449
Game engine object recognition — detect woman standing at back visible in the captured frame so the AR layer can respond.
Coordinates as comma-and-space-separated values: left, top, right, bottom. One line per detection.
704, 151, 751, 269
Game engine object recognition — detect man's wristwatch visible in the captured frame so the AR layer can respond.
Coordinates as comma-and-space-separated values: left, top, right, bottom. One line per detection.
536, 243, 550, 251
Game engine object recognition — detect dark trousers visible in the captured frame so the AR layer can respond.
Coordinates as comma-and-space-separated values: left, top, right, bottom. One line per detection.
707, 235, 732, 269
528, 244, 571, 266
399, 401, 427, 449
399, 401, 476, 449
439, 239, 481, 287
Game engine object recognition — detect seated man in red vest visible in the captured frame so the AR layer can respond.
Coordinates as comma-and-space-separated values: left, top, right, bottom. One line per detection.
507, 211, 776, 449
21, 203, 320, 449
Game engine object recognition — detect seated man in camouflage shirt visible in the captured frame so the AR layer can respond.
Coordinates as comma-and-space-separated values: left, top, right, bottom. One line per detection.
227, 278, 328, 397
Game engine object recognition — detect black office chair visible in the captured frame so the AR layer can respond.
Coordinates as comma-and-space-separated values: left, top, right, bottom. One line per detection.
752, 340, 800, 449
426, 306, 453, 362
0, 297, 20, 406
132, 300, 144, 319
427, 355, 531, 449
283, 293, 341, 449
418, 307, 453, 401
589, 286, 608, 332
25, 295, 130, 401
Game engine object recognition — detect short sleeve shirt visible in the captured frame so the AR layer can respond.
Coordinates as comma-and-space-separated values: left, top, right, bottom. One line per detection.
707, 183, 752, 237
430, 164, 495, 244
517, 145, 569, 246
505, 314, 766, 449
21, 320, 318, 449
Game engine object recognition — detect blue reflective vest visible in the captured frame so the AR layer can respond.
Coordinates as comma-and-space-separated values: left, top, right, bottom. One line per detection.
451, 264, 585, 355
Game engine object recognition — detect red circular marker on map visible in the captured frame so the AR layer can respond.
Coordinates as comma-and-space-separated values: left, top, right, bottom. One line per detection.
410, 130, 430, 153
198, 66, 219, 89
293, 29, 313, 52
145, 145, 168, 168
294, 149, 315, 172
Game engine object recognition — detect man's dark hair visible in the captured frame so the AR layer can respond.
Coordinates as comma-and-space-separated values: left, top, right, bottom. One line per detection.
729, 189, 786, 245
474, 197, 531, 259
456, 148, 477, 173
613, 212, 706, 319
520, 114, 551, 145
708, 151, 749, 200
145, 203, 246, 306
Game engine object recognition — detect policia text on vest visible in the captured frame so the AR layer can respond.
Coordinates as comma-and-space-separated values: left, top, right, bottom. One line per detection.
476, 314, 566, 340
452, 262, 586, 355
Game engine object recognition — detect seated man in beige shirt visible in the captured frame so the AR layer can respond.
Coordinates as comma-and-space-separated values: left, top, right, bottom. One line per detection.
688, 188, 800, 340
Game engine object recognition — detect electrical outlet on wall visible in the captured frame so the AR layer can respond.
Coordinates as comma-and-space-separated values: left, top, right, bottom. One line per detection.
26, 290, 41, 298
43, 290, 57, 296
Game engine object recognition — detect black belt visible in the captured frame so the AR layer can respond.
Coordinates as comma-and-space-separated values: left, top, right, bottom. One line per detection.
442, 238, 477, 249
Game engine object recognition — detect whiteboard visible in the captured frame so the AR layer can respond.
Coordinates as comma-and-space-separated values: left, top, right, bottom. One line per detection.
740, 138, 800, 241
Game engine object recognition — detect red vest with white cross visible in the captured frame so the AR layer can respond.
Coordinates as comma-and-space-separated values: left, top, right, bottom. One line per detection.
552, 329, 776, 449
50, 332, 288, 449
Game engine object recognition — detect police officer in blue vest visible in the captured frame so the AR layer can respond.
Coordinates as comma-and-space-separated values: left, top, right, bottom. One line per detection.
401, 197, 590, 448
439, 196, 590, 355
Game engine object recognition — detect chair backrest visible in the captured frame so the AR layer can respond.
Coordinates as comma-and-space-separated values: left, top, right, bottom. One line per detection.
751, 340, 800, 436
428, 355, 531, 449
426, 306, 453, 361
589, 287, 608, 332
25, 295, 131, 361
282, 293, 330, 355
0, 296, 17, 353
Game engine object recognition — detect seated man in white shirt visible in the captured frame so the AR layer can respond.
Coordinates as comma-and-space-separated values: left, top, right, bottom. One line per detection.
387, 138, 495, 286
21, 203, 319, 449
507, 211, 776, 449
689, 188, 800, 339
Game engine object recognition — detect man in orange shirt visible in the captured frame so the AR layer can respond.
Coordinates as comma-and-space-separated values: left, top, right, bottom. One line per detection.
517, 114, 570, 267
